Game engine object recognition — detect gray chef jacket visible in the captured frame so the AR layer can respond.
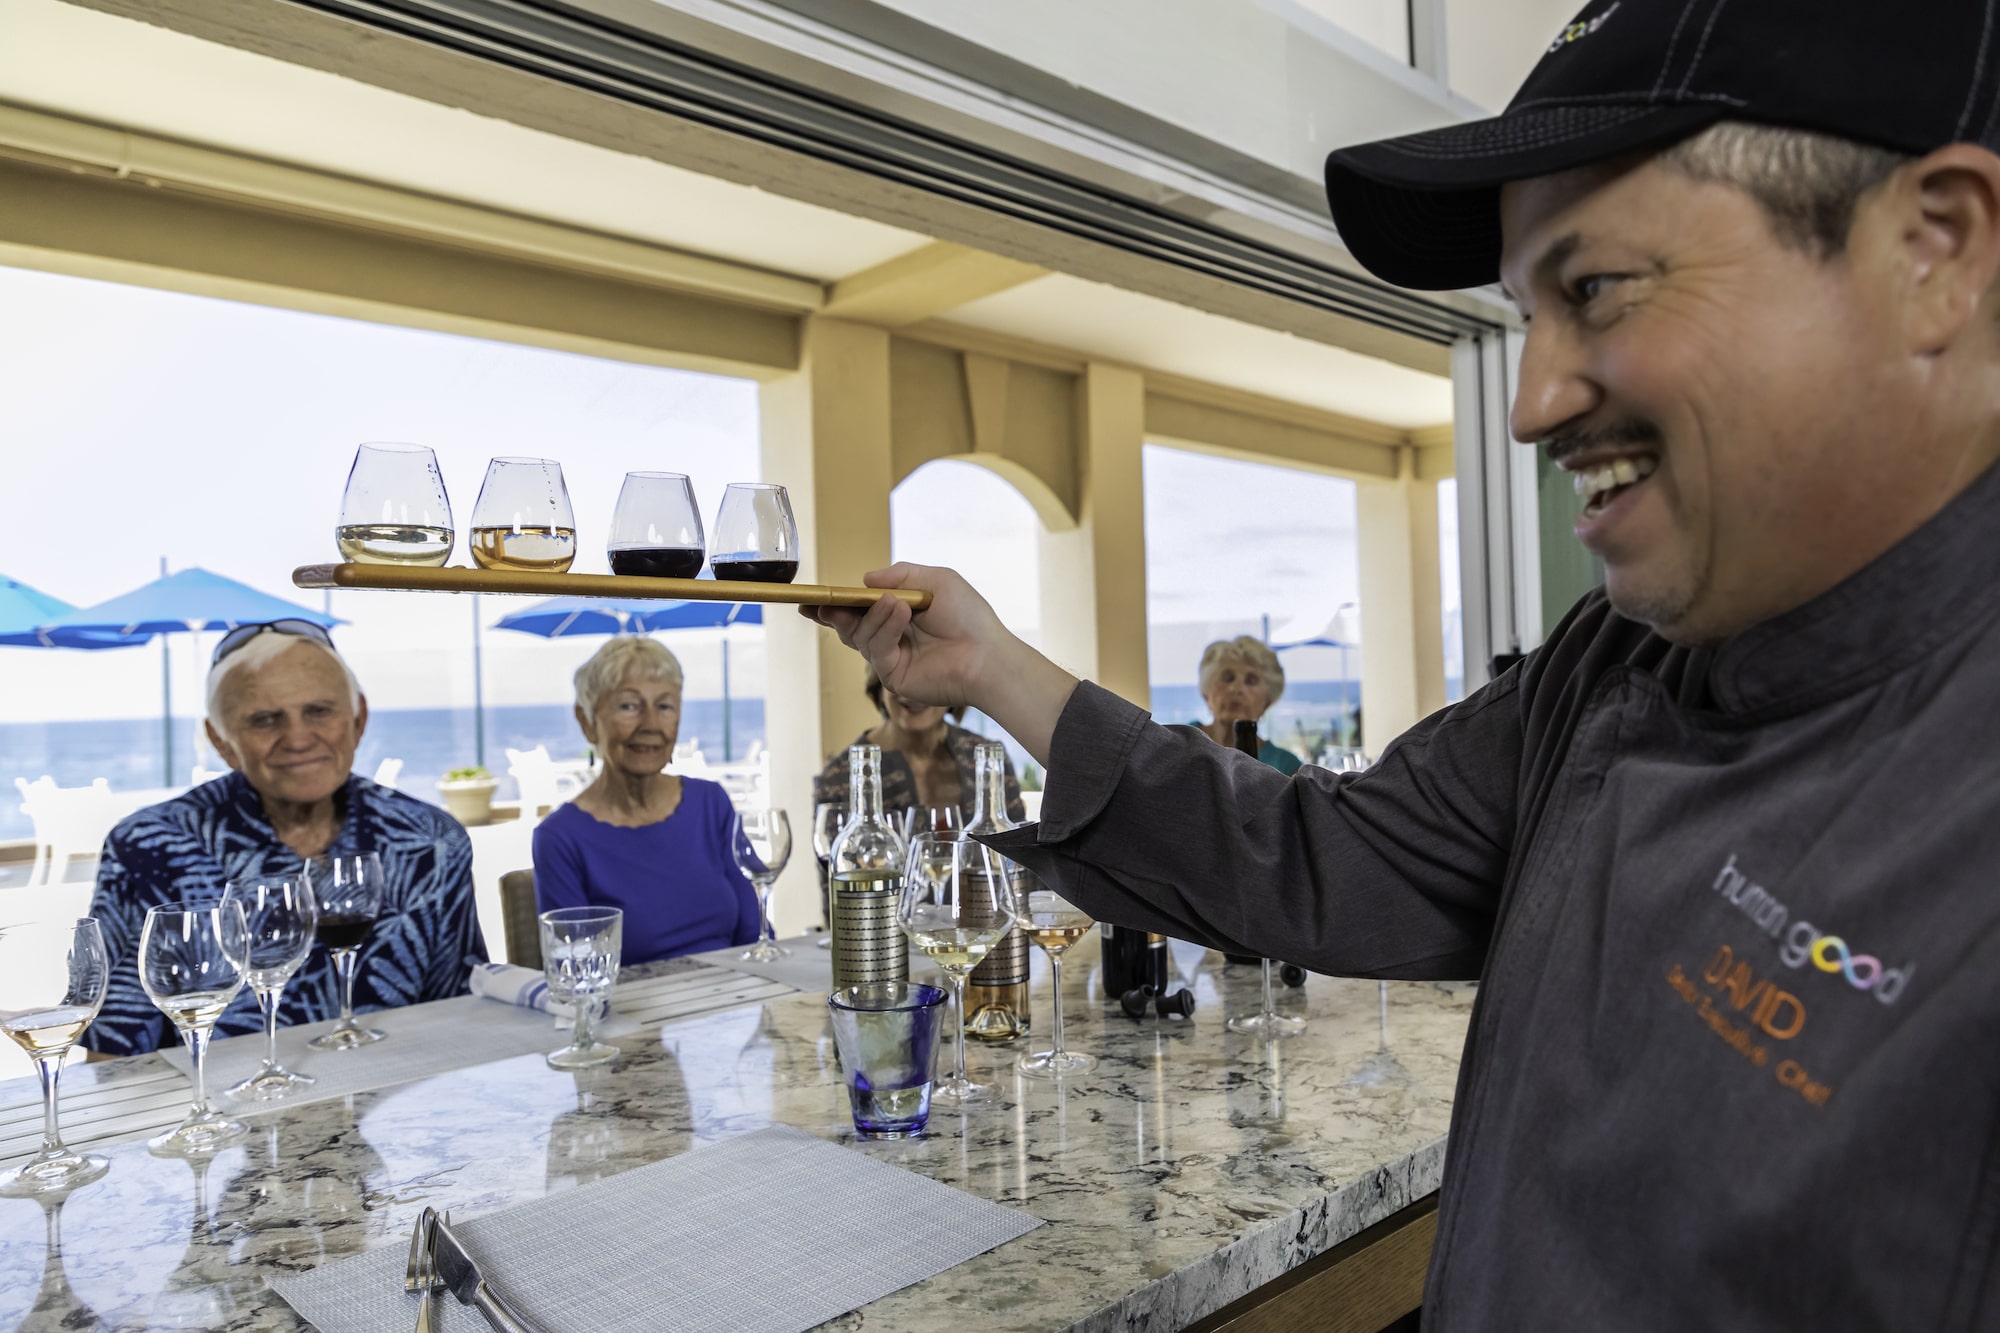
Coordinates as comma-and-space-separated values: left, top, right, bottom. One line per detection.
986, 461, 2000, 1330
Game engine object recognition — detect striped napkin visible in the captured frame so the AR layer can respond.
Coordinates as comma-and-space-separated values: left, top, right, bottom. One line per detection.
467, 962, 577, 1021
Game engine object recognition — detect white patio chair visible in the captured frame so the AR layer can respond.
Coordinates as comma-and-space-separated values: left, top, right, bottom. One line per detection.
670, 740, 712, 779
505, 745, 583, 823
371, 757, 405, 790
13, 775, 120, 888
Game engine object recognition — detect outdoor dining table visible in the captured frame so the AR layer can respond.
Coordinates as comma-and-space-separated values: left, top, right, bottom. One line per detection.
0, 937, 1471, 1332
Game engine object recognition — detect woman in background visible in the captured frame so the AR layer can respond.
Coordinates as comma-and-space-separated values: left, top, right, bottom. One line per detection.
533, 637, 758, 964
1196, 636, 1302, 775
813, 667, 1025, 826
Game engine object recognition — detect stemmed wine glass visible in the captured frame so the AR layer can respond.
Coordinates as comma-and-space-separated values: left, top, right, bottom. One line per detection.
540, 907, 622, 1070
306, 853, 386, 1050
0, 919, 112, 1195
469, 456, 576, 573
1227, 957, 1306, 1039
607, 471, 705, 578
811, 800, 847, 948
335, 441, 454, 566
139, 901, 250, 1156
731, 808, 793, 962
1018, 888, 1097, 1079
898, 833, 1020, 1103
708, 483, 798, 583
897, 806, 962, 841
221, 875, 319, 1100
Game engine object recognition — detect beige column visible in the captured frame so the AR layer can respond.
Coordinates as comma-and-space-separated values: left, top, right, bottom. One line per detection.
758, 317, 894, 934
1355, 450, 1448, 753
1035, 362, 1151, 708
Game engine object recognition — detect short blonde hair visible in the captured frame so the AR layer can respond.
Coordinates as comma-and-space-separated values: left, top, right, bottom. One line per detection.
573, 636, 683, 716
1197, 636, 1286, 705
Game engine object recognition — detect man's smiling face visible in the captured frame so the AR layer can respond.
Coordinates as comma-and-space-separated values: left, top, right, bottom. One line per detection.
1499, 153, 1926, 645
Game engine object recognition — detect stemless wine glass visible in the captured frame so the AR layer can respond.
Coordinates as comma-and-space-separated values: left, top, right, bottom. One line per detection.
731, 809, 793, 962
1018, 888, 1097, 1079
0, 919, 111, 1195
899, 834, 1019, 1104
139, 901, 250, 1156
220, 875, 319, 1099
708, 482, 799, 583
469, 456, 577, 573
607, 471, 705, 578
335, 441, 454, 566
1227, 957, 1307, 1039
540, 907, 622, 1069
306, 853, 387, 1050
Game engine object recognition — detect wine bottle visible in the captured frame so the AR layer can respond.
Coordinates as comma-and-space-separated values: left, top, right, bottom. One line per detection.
827, 744, 908, 987
962, 742, 1031, 1042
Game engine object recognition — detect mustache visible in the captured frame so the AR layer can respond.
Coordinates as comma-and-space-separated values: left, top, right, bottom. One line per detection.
1542, 418, 1664, 465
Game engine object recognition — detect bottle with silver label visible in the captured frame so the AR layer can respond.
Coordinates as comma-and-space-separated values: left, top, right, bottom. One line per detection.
827, 744, 908, 988
962, 742, 1030, 1041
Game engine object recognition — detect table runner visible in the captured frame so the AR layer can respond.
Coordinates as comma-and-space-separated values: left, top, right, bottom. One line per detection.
269, 1125, 1042, 1333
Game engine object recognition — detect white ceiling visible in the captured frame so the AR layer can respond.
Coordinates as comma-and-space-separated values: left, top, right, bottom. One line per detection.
0, 0, 1452, 428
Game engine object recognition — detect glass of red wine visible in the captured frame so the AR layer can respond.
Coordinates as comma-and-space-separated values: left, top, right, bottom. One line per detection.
607, 471, 705, 579
708, 483, 799, 583
305, 853, 387, 1050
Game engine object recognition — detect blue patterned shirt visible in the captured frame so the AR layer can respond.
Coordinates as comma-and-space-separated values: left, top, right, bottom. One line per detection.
84, 771, 488, 1057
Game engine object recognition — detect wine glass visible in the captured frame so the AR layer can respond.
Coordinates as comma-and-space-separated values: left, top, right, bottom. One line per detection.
306, 853, 387, 1050
708, 483, 798, 583
469, 456, 576, 573
899, 834, 1020, 1103
731, 808, 793, 962
1227, 956, 1307, 1038
335, 441, 454, 566
607, 471, 705, 578
0, 919, 112, 1195
812, 801, 847, 949
220, 875, 319, 1100
139, 901, 250, 1156
1018, 888, 1097, 1079
539, 907, 622, 1069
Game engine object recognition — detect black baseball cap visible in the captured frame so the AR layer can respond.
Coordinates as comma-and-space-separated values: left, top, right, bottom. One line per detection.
1324, 0, 2000, 291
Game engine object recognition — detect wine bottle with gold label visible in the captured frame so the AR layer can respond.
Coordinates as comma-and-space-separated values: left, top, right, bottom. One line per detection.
963, 742, 1031, 1042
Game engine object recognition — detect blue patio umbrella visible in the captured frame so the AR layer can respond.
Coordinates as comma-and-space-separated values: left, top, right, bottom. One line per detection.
0, 575, 139, 649
33, 566, 344, 784
493, 596, 761, 759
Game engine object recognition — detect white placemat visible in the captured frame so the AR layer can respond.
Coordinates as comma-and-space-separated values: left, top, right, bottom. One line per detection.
269, 1125, 1042, 1333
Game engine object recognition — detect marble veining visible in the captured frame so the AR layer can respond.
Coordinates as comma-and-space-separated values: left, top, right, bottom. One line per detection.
0, 943, 1472, 1332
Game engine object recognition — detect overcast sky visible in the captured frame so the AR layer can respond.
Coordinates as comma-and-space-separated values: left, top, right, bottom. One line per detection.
0, 265, 1456, 725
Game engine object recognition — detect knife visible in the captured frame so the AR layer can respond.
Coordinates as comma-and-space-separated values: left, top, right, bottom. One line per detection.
429, 1215, 542, 1333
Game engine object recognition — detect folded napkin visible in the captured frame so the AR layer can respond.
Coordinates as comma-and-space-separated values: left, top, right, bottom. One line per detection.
468, 962, 577, 1021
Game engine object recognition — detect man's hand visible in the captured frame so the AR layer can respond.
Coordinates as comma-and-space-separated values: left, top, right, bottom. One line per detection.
802, 562, 1078, 765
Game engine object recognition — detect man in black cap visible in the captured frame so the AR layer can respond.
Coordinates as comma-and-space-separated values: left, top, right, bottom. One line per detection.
812, 1, 2000, 1325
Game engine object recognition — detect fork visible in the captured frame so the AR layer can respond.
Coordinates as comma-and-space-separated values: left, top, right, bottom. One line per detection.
404, 1207, 436, 1294
414, 1211, 447, 1332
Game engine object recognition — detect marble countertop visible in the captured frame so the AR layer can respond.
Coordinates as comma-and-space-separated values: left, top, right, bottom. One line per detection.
0, 940, 1472, 1332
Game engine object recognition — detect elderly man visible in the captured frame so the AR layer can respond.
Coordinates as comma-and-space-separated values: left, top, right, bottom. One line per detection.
812, 2, 2000, 1326
85, 621, 486, 1057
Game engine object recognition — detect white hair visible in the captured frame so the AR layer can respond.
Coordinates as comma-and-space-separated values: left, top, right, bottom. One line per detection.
573, 636, 684, 717
1197, 636, 1287, 705
205, 632, 363, 735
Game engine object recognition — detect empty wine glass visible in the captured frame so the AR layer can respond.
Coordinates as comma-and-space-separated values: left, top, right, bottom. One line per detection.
306, 853, 386, 1050
1018, 888, 1097, 1079
708, 483, 798, 583
0, 919, 111, 1195
1227, 957, 1307, 1039
540, 907, 622, 1069
607, 471, 705, 578
731, 809, 793, 962
469, 456, 576, 573
899, 834, 1020, 1104
812, 801, 847, 948
221, 875, 319, 1100
139, 901, 250, 1156
335, 441, 454, 566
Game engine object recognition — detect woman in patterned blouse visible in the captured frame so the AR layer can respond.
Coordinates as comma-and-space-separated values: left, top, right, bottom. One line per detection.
812, 667, 1026, 829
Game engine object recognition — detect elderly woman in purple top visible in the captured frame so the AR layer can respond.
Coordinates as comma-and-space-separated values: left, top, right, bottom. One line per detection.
532, 637, 758, 965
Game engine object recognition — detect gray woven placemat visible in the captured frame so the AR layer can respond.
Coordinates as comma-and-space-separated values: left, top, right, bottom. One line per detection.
269, 1125, 1042, 1333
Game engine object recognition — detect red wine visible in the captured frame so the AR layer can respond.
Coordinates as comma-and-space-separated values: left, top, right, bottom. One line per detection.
317, 914, 374, 951
711, 559, 798, 583
609, 546, 705, 579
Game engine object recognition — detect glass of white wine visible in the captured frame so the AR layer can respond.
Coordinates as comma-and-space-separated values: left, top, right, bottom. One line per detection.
1018, 888, 1097, 1079
469, 456, 577, 573
0, 918, 112, 1196
220, 875, 319, 1100
139, 901, 251, 1156
335, 441, 454, 566
898, 833, 1020, 1104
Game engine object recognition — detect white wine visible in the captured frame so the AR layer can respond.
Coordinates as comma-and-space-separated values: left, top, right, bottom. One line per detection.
1026, 917, 1093, 954
908, 925, 1004, 976
2, 1004, 95, 1056
159, 990, 235, 1030
469, 525, 577, 573
335, 523, 453, 566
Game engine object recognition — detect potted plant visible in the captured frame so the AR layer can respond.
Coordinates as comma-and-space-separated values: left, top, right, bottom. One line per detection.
437, 765, 498, 827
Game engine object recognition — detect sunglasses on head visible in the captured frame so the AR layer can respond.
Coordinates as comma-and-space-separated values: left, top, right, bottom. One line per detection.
211, 619, 336, 668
